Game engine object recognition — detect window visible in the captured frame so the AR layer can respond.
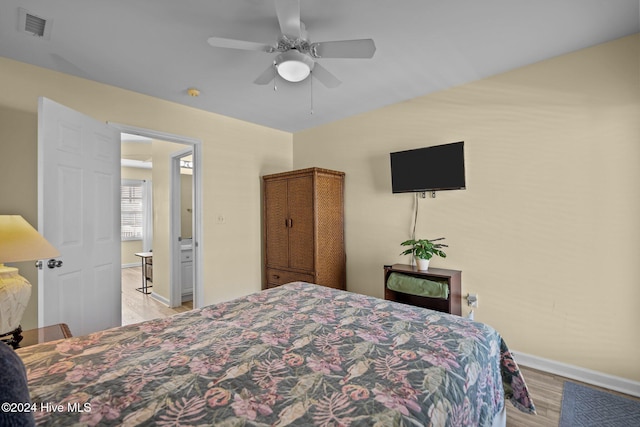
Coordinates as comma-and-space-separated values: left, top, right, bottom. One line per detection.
121, 180, 144, 241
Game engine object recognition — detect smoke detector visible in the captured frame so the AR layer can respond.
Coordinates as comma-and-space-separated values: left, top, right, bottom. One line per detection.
18, 8, 53, 40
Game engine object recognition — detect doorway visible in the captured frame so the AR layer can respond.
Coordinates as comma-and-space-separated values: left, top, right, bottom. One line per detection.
115, 123, 203, 319
120, 133, 194, 324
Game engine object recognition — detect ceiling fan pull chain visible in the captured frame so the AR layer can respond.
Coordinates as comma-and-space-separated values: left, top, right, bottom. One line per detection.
273, 62, 278, 91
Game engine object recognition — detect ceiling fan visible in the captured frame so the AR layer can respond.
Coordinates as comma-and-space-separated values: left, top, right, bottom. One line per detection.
207, 0, 376, 88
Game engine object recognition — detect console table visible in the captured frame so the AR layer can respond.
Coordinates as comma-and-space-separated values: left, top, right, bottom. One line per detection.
134, 252, 153, 294
384, 264, 462, 315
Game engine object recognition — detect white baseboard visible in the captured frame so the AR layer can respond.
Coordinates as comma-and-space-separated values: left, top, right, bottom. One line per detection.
151, 292, 170, 306
121, 263, 138, 269
512, 350, 640, 398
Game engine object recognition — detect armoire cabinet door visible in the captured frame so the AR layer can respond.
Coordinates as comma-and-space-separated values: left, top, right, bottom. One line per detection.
264, 179, 289, 269
287, 175, 314, 271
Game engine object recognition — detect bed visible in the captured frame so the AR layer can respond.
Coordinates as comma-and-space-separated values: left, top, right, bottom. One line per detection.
15, 282, 535, 426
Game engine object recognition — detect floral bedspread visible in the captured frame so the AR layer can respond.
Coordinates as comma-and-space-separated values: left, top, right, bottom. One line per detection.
17, 282, 535, 426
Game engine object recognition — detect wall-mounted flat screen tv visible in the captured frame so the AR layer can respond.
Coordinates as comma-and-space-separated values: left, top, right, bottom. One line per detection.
390, 141, 466, 193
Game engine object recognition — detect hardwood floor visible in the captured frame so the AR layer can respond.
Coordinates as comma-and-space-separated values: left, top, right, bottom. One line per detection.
507, 366, 563, 426
507, 365, 640, 426
121, 266, 192, 326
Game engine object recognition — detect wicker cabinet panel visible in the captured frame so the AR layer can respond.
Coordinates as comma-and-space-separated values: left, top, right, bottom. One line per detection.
287, 175, 315, 271
264, 179, 289, 269
315, 172, 345, 288
263, 168, 346, 290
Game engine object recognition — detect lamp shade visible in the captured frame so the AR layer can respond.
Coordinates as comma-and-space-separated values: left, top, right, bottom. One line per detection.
0, 215, 59, 263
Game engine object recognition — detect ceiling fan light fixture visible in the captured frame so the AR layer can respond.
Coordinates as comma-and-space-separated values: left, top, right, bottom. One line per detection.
275, 51, 314, 82
278, 61, 309, 82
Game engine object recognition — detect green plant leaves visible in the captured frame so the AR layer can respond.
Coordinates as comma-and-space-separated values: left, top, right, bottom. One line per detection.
399, 238, 447, 260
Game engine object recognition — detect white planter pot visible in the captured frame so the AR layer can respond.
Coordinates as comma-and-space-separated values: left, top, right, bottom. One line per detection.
415, 257, 430, 271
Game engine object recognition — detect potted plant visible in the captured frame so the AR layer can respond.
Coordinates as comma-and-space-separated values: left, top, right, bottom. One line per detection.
400, 238, 447, 270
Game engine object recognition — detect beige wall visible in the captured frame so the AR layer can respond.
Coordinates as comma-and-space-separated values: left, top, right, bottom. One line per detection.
122, 239, 144, 267
0, 57, 293, 329
293, 34, 640, 381
0, 106, 39, 329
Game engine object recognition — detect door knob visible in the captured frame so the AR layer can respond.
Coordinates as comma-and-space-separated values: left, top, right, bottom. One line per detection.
47, 259, 63, 269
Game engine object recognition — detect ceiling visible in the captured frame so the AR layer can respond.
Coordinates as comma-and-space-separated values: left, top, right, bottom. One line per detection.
1, 1, 638, 133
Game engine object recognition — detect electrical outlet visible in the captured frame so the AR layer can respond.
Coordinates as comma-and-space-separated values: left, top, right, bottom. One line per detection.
467, 293, 478, 308
216, 214, 226, 224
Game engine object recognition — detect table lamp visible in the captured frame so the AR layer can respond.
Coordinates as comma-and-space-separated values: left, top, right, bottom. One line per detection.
0, 215, 59, 347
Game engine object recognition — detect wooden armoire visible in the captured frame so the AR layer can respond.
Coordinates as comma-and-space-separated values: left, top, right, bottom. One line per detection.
263, 167, 346, 290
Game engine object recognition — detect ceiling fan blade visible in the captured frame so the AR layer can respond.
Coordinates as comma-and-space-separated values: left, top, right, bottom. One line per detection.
207, 37, 273, 52
312, 39, 376, 58
254, 64, 276, 85
311, 63, 341, 88
275, 0, 301, 38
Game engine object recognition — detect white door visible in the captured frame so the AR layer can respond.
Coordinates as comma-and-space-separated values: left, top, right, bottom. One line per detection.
37, 97, 121, 336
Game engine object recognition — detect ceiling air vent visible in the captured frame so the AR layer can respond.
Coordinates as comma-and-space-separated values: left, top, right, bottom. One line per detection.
18, 8, 52, 40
